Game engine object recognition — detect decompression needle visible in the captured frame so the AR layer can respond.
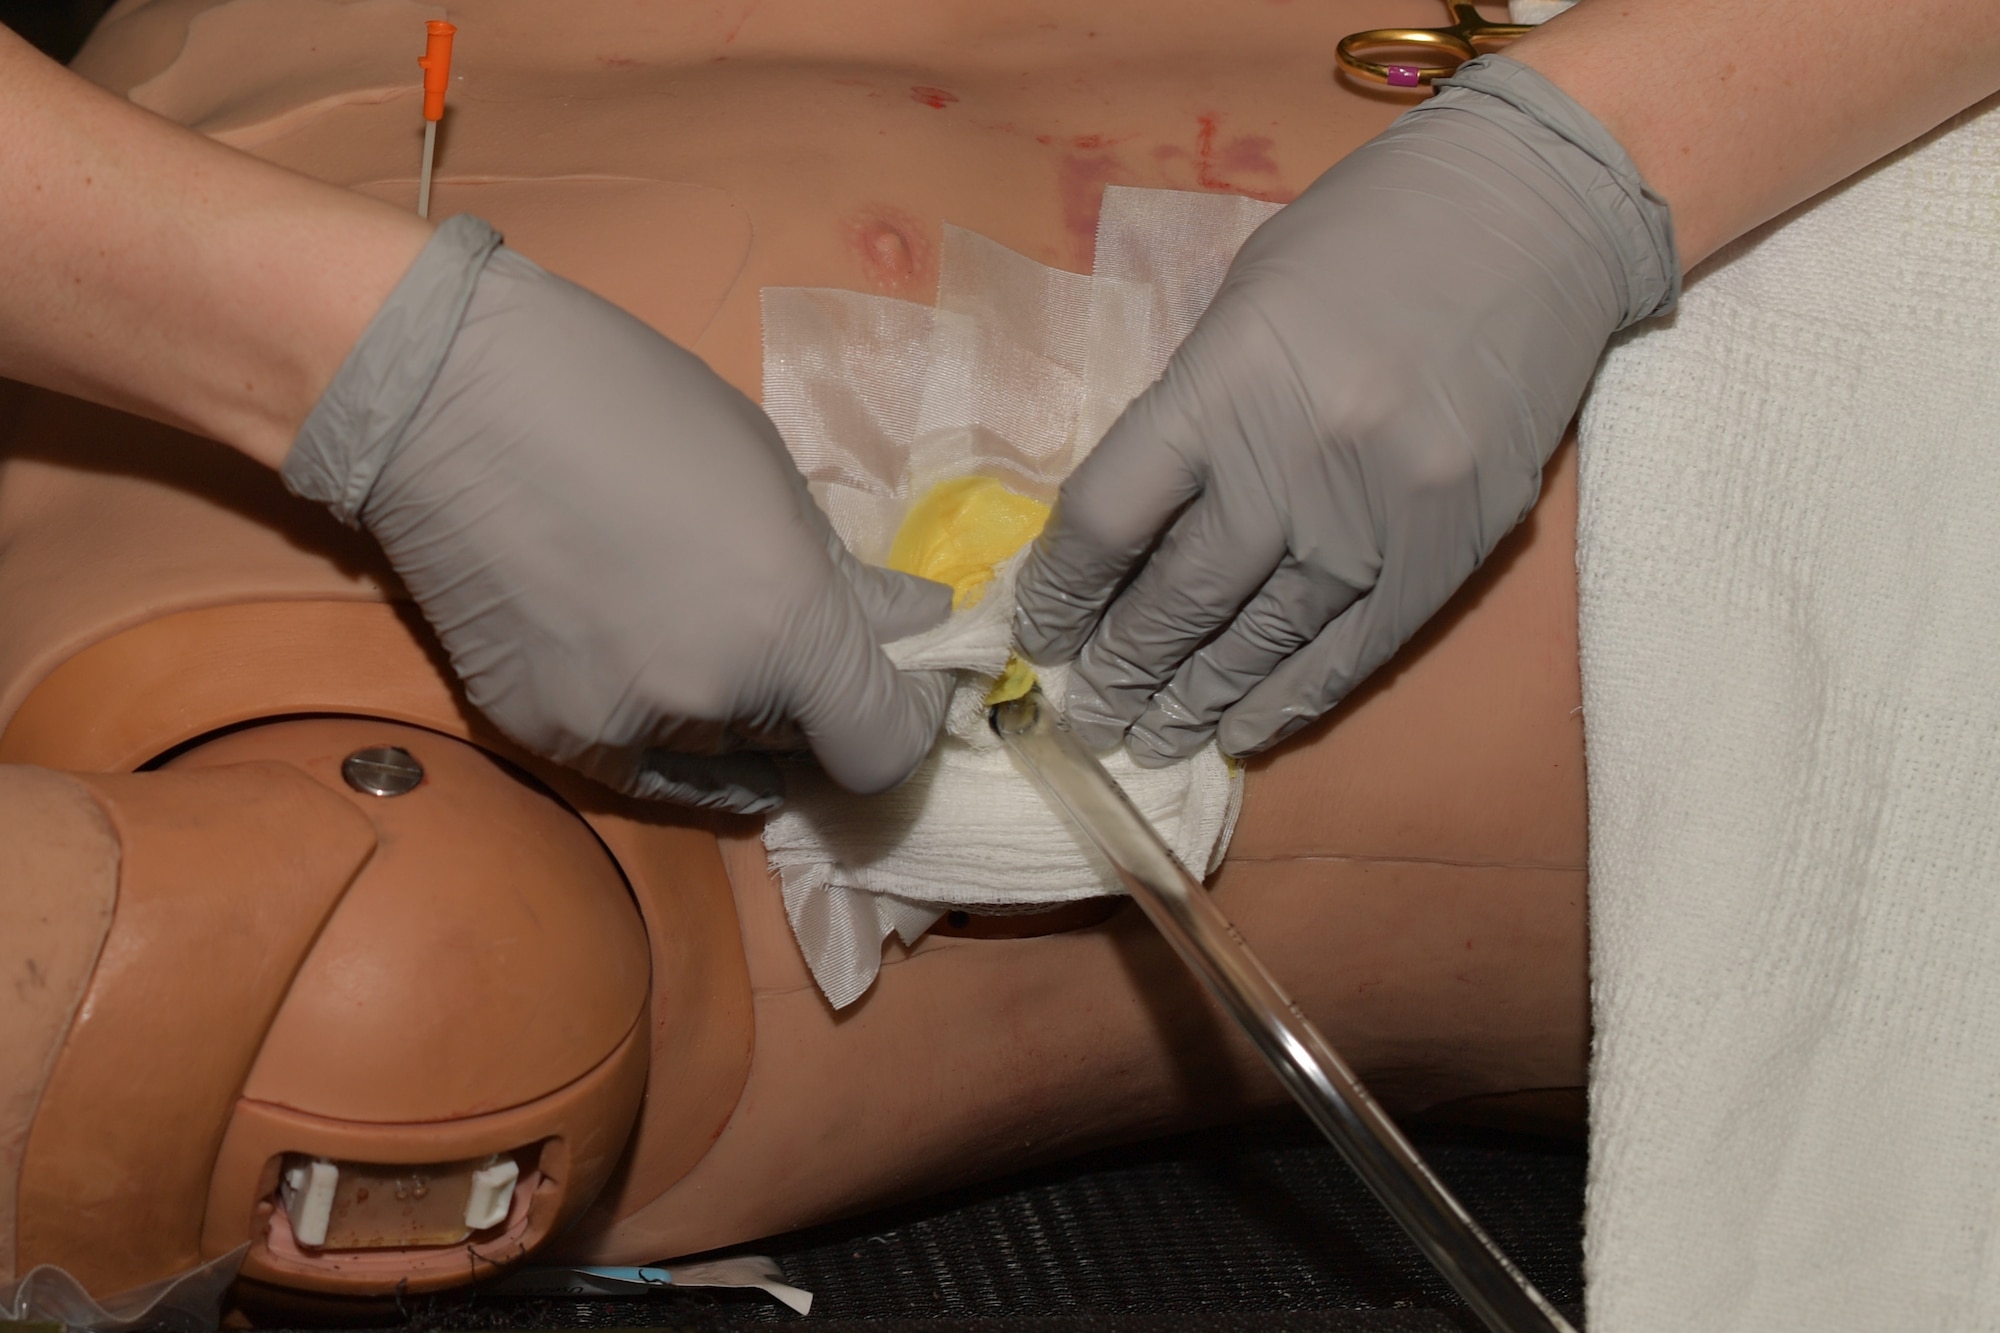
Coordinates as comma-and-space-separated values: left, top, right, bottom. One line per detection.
416, 20, 456, 219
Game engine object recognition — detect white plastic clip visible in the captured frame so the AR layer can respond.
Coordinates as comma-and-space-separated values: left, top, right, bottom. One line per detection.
280, 1158, 339, 1247
464, 1155, 519, 1230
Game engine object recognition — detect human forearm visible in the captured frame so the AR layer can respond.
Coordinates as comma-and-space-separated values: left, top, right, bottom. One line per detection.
1510, 0, 2000, 268
0, 28, 430, 466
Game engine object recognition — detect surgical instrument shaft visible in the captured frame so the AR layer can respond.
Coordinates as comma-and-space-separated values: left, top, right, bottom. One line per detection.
991, 687, 1576, 1333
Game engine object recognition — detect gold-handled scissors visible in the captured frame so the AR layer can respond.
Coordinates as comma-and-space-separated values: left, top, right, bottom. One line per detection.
1337, 1, 1532, 90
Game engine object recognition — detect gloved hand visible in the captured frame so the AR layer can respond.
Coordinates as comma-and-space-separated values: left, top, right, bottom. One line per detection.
284, 216, 952, 813
1013, 55, 1678, 762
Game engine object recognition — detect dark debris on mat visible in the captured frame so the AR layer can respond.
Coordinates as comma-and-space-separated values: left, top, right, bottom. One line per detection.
415, 1315, 1519, 1332
284, 1117, 1581, 1331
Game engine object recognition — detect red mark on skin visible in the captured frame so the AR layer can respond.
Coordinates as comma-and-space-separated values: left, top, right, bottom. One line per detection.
1072, 134, 1103, 151
1194, 113, 1224, 187
1191, 112, 1293, 202
910, 85, 960, 109
845, 208, 935, 295
1057, 150, 1123, 264
1222, 134, 1279, 176
720, 0, 760, 44
1035, 133, 1053, 146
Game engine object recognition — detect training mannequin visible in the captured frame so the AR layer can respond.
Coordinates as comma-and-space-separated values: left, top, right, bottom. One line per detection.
0, 0, 1586, 1300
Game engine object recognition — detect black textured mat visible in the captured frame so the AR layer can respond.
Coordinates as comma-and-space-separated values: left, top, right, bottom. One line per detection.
260, 1118, 1582, 1331
0, 0, 113, 62
381, 1310, 1553, 1332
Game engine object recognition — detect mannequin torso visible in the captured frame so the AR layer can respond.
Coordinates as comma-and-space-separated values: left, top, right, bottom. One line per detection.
0, 0, 1587, 1268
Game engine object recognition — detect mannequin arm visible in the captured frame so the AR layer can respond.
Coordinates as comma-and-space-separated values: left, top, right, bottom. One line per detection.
0, 28, 429, 467
1512, 1, 2000, 267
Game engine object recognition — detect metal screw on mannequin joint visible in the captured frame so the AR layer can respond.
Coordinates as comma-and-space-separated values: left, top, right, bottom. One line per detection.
342, 746, 426, 796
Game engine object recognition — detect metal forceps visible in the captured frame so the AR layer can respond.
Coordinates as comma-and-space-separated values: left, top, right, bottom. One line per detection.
991, 687, 1576, 1333
1336, 1, 1532, 89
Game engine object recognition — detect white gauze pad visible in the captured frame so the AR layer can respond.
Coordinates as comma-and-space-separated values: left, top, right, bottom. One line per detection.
760, 186, 1280, 1008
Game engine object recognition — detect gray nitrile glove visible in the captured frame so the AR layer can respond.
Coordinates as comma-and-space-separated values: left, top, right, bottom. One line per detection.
1013, 55, 1678, 762
285, 216, 952, 813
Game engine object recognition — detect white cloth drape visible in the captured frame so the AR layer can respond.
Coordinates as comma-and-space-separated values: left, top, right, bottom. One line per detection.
1577, 97, 2000, 1330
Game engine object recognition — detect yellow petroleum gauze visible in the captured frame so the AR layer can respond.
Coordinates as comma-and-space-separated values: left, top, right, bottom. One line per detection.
885, 476, 1048, 705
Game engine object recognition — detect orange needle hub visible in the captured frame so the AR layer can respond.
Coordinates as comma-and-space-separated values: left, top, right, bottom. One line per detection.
418, 20, 456, 122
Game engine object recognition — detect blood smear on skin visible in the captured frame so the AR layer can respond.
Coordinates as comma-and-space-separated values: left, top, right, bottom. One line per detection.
910, 85, 960, 109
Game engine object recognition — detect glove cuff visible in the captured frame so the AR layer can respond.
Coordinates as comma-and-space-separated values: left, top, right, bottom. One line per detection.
282, 214, 504, 526
1429, 54, 1681, 327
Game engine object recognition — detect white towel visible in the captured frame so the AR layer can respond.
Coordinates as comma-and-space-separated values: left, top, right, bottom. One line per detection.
1576, 97, 2000, 1330
760, 188, 1275, 1008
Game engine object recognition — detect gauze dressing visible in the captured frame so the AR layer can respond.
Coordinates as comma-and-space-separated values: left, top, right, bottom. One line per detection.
761, 186, 1281, 1007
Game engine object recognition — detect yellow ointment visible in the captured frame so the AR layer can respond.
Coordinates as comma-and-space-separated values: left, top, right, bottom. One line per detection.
885, 476, 1049, 705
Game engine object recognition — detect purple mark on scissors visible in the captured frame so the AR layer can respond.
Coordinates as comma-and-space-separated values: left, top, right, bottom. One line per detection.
1386, 64, 1422, 87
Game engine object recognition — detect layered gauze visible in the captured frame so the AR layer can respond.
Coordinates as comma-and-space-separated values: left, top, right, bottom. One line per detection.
761, 185, 1280, 1007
